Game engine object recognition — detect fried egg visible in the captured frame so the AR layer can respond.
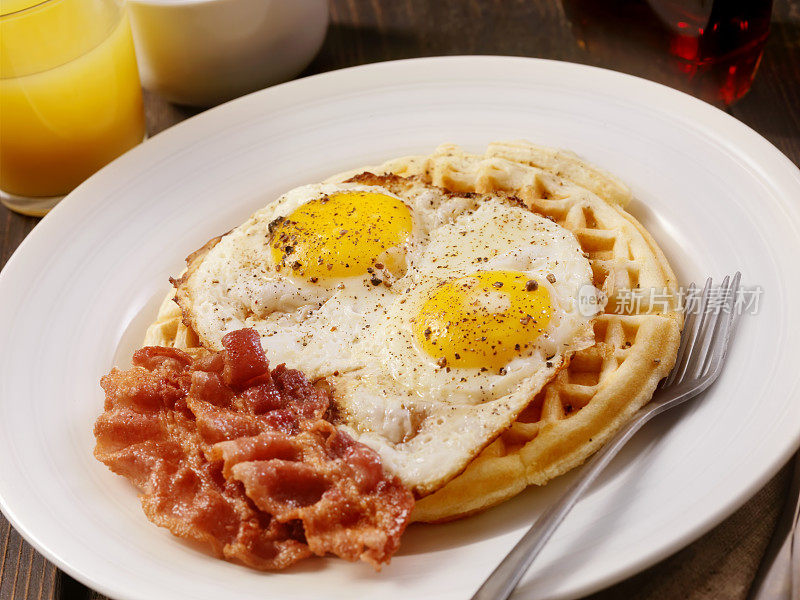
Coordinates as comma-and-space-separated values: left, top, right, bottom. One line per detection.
176, 182, 424, 376
330, 195, 596, 493
174, 174, 597, 496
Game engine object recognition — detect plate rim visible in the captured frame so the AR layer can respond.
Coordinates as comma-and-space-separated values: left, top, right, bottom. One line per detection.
1, 55, 799, 600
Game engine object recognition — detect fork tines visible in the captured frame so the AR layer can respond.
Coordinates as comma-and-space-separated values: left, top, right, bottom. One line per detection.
662, 273, 742, 388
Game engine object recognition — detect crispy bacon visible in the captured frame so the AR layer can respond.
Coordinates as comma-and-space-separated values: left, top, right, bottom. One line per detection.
221, 329, 269, 387
94, 329, 413, 570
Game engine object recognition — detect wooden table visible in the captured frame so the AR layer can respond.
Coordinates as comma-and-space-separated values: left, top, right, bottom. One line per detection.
1, 1, 798, 598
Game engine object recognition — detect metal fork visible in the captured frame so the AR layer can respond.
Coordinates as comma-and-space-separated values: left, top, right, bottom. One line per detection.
472, 273, 742, 600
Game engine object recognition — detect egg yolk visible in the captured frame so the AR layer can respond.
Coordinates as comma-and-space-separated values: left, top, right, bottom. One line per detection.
413, 270, 553, 370
270, 191, 413, 280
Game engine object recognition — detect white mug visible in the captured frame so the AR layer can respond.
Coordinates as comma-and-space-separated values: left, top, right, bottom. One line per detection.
127, 0, 329, 107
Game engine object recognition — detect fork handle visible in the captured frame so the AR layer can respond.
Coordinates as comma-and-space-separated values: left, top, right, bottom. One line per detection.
471, 406, 657, 600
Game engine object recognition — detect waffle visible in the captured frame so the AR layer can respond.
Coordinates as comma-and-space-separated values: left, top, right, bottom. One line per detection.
144, 141, 682, 523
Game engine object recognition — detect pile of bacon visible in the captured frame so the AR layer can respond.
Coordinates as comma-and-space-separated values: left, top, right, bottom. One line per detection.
94, 328, 414, 570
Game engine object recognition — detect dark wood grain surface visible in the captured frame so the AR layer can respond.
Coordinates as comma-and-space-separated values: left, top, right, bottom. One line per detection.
1, 1, 798, 599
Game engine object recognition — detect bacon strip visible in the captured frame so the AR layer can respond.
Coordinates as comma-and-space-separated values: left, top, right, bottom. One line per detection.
94, 330, 414, 570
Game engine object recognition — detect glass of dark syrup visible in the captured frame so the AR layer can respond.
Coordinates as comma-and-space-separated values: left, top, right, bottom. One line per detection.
562, 0, 773, 106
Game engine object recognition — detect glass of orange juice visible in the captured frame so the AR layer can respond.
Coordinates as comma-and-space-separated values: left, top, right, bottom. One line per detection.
0, 0, 145, 216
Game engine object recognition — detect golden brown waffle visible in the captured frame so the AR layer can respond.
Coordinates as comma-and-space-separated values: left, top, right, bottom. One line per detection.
144, 141, 682, 523
144, 293, 201, 354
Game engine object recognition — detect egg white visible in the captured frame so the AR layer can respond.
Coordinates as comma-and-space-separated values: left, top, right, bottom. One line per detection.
329, 199, 596, 493
180, 182, 425, 378
176, 177, 598, 495
371, 199, 595, 401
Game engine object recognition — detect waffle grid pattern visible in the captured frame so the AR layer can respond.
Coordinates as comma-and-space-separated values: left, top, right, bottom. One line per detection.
334, 142, 682, 522
145, 141, 682, 523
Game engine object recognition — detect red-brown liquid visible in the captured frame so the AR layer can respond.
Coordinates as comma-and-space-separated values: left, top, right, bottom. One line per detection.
562, 0, 773, 105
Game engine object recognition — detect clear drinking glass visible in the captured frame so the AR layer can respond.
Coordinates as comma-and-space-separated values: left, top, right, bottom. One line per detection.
0, 0, 146, 216
562, 0, 773, 107
648, 0, 773, 105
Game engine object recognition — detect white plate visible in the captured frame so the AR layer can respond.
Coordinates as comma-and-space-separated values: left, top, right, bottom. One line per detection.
1, 57, 799, 600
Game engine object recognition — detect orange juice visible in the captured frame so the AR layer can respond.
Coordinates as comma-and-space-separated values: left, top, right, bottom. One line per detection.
0, 0, 145, 212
